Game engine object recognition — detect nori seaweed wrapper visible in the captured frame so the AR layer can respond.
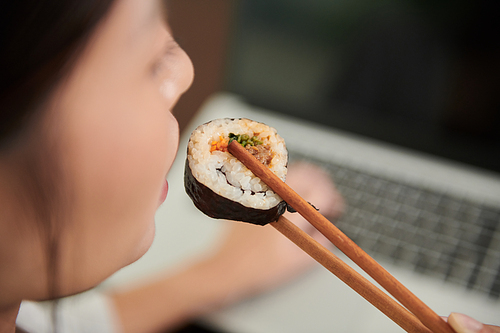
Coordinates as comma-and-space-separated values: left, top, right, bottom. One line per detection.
184, 159, 287, 225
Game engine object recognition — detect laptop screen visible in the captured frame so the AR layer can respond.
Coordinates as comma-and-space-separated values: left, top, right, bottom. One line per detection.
224, 0, 500, 173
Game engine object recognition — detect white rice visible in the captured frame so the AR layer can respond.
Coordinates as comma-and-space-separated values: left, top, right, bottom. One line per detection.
187, 118, 287, 209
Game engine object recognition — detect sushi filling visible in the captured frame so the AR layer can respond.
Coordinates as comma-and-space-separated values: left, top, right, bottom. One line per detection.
210, 133, 273, 167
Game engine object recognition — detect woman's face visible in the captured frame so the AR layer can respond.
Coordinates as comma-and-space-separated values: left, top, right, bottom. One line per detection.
47, 0, 193, 294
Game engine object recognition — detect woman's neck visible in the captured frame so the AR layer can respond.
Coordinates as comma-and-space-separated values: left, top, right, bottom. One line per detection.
0, 303, 20, 333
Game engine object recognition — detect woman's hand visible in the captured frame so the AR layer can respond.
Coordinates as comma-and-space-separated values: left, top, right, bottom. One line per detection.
207, 162, 345, 305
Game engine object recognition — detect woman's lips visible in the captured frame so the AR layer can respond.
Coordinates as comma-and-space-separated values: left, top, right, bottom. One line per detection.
158, 179, 168, 206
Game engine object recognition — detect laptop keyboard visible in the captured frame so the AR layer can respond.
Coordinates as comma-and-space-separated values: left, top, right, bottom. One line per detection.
290, 152, 500, 299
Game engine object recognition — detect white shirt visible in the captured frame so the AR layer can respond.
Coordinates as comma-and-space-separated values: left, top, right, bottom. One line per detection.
16, 290, 121, 333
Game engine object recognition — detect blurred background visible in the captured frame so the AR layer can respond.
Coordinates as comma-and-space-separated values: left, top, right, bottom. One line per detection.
167, 0, 499, 173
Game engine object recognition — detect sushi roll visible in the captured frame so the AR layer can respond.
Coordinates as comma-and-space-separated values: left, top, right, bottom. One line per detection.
184, 118, 288, 225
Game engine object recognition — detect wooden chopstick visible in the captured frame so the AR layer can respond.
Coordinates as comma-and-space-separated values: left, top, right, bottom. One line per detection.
272, 215, 431, 333
228, 141, 455, 333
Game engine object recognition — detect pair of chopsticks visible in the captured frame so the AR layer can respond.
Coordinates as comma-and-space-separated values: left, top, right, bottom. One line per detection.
228, 141, 454, 333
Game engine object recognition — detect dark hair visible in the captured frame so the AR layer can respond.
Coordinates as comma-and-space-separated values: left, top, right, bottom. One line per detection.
0, 0, 117, 318
0, 0, 116, 147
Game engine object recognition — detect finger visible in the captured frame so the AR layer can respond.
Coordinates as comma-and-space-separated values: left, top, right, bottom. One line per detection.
448, 313, 500, 333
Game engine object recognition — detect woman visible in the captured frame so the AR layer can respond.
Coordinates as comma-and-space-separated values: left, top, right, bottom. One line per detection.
0, 0, 497, 332
1, 0, 343, 331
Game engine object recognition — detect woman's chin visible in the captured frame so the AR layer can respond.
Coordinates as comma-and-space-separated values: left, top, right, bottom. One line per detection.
127, 220, 156, 266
